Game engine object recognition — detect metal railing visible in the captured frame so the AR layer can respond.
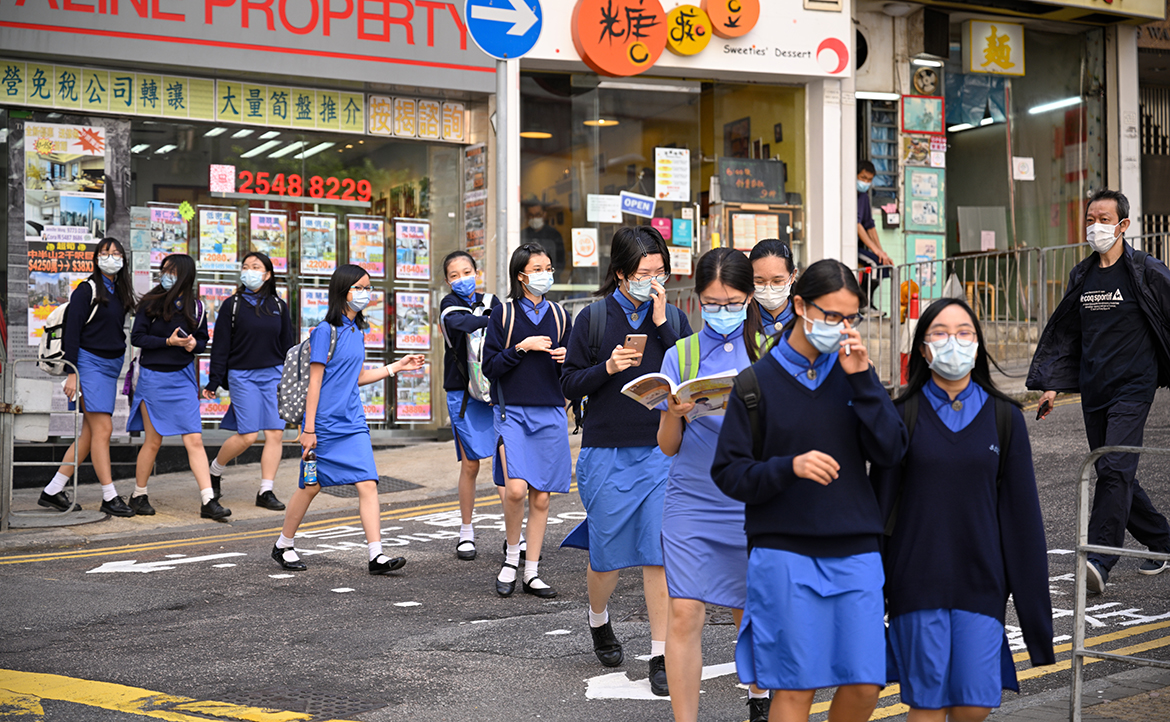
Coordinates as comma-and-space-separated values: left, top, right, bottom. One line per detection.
1071, 446, 1170, 720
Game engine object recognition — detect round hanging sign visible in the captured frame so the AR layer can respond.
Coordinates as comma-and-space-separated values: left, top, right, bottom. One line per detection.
666, 5, 712, 56
701, 0, 759, 39
572, 0, 669, 77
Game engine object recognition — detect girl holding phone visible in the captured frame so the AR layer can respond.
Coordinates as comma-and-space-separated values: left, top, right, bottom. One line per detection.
271, 264, 425, 574
561, 226, 692, 689
750, 239, 796, 337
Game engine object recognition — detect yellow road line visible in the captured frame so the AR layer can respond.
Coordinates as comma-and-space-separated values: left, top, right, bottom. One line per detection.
0, 668, 359, 722
1021, 395, 1081, 412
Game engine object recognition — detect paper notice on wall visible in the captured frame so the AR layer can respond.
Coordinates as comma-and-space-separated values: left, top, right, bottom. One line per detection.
571, 228, 599, 267
981, 230, 996, 252
930, 151, 946, 168
1012, 156, 1035, 181
587, 194, 622, 224
654, 147, 690, 202
669, 247, 692, 277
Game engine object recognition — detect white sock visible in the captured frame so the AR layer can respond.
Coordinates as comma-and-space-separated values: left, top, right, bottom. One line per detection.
460, 523, 474, 541
651, 639, 666, 657
209, 459, 226, 476
588, 606, 610, 628
200, 487, 214, 505
45, 472, 70, 495
259, 479, 274, 493
498, 543, 521, 583
276, 534, 295, 549
277, 547, 300, 563
131, 485, 148, 498
102, 483, 119, 501
524, 559, 540, 582
368, 541, 383, 561
748, 689, 770, 699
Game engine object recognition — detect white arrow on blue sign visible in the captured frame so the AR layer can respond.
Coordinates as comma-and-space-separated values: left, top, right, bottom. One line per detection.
465, 0, 543, 60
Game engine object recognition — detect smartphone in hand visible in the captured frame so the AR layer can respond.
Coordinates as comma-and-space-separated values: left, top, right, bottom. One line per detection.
623, 334, 648, 367
1036, 399, 1051, 421
177, 328, 189, 338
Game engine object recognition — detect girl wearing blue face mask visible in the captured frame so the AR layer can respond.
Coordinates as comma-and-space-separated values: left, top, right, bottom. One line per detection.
201, 252, 295, 513
271, 264, 425, 575
877, 299, 1053, 722
711, 259, 908, 722
655, 248, 769, 722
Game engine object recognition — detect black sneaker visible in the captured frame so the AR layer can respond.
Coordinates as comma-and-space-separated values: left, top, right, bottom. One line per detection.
1139, 554, 1170, 575
748, 696, 772, 722
200, 498, 232, 521
589, 621, 624, 667
1086, 559, 1108, 594
128, 494, 156, 516
100, 496, 135, 517
210, 473, 222, 501
255, 490, 286, 511
38, 490, 80, 512
648, 655, 669, 697
369, 555, 407, 575
271, 544, 306, 571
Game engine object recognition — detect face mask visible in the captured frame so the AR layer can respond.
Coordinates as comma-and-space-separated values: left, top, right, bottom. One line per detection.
523, 271, 554, 297
755, 283, 791, 312
160, 273, 177, 291
528, 217, 545, 231
97, 256, 123, 275
702, 307, 748, 336
451, 276, 477, 297
857, 180, 872, 193
348, 289, 371, 313
626, 278, 656, 304
804, 317, 846, 355
240, 269, 266, 292
926, 336, 979, 381
1086, 222, 1120, 254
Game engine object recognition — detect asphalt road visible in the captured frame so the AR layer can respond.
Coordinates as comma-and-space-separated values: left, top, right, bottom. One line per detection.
3, 391, 1170, 722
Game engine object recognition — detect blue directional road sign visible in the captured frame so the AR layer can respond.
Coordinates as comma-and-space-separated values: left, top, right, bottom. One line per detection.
465, 0, 542, 60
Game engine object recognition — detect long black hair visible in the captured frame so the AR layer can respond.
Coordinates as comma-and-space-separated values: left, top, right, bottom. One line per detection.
508, 242, 549, 301
894, 298, 1019, 408
324, 263, 370, 329
749, 238, 795, 274
237, 251, 279, 317
90, 237, 136, 315
596, 225, 671, 297
140, 253, 198, 329
695, 247, 763, 362
785, 259, 861, 332
443, 250, 477, 278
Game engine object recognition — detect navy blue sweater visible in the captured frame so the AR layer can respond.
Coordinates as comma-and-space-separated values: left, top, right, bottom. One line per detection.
560, 296, 691, 448
63, 276, 128, 366
875, 392, 1055, 666
205, 294, 295, 393
440, 291, 502, 392
131, 297, 209, 372
711, 355, 908, 557
482, 300, 571, 407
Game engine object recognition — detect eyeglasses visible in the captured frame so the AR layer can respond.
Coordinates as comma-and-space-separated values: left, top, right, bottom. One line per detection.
700, 302, 747, 313
808, 300, 863, 326
925, 330, 977, 346
630, 272, 668, 283
350, 285, 372, 292
755, 279, 792, 290
98, 253, 123, 260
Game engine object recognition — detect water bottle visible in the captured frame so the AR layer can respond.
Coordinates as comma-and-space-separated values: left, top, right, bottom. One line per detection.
303, 450, 318, 486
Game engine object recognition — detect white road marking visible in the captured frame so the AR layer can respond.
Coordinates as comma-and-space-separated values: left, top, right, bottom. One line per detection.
545, 629, 571, 635
164, 554, 187, 559
585, 663, 737, 700
1048, 549, 1075, 555
394, 601, 422, 607
332, 588, 355, 593
87, 553, 247, 574
269, 574, 295, 579
212, 563, 236, 568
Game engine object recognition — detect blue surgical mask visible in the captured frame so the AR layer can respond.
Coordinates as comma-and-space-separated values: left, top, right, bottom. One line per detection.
451, 276, 477, 298
857, 180, 872, 193
926, 336, 979, 381
627, 278, 654, 304
523, 271, 554, 297
348, 290, 371, 312
160, 273, 177, 291
240, 269, 265, 292
804, 317, 846, 355
703, 307, 747, 336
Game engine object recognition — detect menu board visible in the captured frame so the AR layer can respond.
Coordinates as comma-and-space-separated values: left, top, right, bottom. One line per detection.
729, 211, 789, 251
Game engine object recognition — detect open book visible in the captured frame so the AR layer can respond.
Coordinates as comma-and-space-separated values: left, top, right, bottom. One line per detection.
620, 370, 738, 421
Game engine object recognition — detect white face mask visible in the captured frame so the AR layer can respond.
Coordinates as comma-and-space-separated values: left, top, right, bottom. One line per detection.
523, 271, 554, 297
1086, 222, 1120, 254
97, 256, 123, 275
528, 217, 545, 231
755, 283, 791, 312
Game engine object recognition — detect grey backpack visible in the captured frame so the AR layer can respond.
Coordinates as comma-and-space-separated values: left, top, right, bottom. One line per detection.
278, 324, 338, 425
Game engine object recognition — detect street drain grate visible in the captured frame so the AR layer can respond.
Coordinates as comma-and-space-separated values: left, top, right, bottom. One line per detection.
224, 687, 388, 719
321, 475, 423, 498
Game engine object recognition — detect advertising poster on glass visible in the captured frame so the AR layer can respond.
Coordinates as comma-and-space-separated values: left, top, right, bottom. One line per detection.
24, 123, 107, 244
276, 284, 289, 304
396, 363, 431, 422
198, 357, 231, 420
394, 219, 431, 281
365, 291, 386, 349
904, 167, 946, 234
198, 283, 236, 344
249, 211, 288, 273
198, 207, 239, 271
360, 362, 387, 421
300, 287, 330, 342
347, 215, 385, 279
299, 213, 337, 276
149, 204, 188, 267
26, 239, 94, 345
394, 291, 430, 351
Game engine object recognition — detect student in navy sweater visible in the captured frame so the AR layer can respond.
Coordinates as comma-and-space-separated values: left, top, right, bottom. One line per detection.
202, 252, 295, 512
560, 226, 692, 689
751, 239, 796, 337
711, 259, 908, 722
40, 238, 137, 517
482, 243, 572, 599
126, 254, 226, 520
879, 298, 1054, 720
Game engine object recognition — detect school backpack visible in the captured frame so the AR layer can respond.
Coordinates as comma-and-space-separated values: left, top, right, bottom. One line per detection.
37, 279, 99, 376
439, 293, 496, 416
123, 299, 205, 399
496, 299, 567, 419
277, 323, 338, 425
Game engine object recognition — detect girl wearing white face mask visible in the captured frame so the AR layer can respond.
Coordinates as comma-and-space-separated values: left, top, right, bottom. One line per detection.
271, 264, 425, 575
878, 299, 1053, 722
750, 239, 796, 336
201, 252, 295, 512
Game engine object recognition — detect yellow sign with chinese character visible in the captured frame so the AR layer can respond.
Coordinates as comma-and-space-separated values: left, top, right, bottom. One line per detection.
291, 88, 316, 130
317, 90, 340, 131
189, 78, 214, 120
26, 63, 55, 106
963, 20, 1025, 76
82, 69, 110, 113
368, 95, 394, 136
442, 102, 465, 142
666, 5, 713, 56
394, 98, 418, 137
417, 99, 441, 140
1, 61, 26, 105
54, 66, 82, 110
339, 93, 364, 134
137, 73, 164, 116
110, 72, 135, 113
162, 76, 189, 118
216, 80, 243, 123
240, 84, 267, 125
267, 86, 292, 127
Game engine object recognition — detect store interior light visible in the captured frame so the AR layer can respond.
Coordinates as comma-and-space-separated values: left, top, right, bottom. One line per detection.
203, 127, 228, 137
855, 91, 900, 101
154, 144, 177, 154
268, 141, 307, 159
294, 142, 336, 159
520, 131, 553, 139
131, 144, 151, 153
239, 140, 283, 159
583, 119, 619, 127
980, 117, 995, 126
1029, 97, 1082, 115
911, 58, 944, 68
947, 123, 974, 132
231, 129, 254, 138
259, 130, 280, 140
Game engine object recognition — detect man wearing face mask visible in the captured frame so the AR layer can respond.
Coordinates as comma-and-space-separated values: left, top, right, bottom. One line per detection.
522, 203, 566, 282
1029, 189, 1170, 593
857, 161, 893, 318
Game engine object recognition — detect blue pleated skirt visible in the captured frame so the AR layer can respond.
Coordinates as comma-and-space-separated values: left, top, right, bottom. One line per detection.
299, 428, 379, 488
736, 549, 886, 690
491, 405, 571, 493
127, 364, 201, 436
221, 366, 284, 434
887, 609, 1017, 709
71, 348, 123, 415
561, 445, 669, 571
447, 390, 495, 461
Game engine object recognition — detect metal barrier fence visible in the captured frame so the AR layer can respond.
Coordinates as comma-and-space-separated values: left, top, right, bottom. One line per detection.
1071, 446, 1170, 720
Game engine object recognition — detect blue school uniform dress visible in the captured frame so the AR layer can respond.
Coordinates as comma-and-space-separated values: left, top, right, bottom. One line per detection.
127, 298, 208, 437
440, 290, 501, 461
712, 331, 909, 691
300, 317, 379, 488
205, 291, 295, 434
758, 302, 794, 337
482, 297, 572, 493
559, 292, 692, 571
656, 323, 753, 609
881, 380, 1054, 710
64, 275, 127, 415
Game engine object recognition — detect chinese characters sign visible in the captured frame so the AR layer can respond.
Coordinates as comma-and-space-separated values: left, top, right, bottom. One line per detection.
368, 95, 465, 142
215, 81, 364, 133
703, 0, 760, 39
666, 5, 712, 56
27, 240, 94, 346
572, 0, 669, 77
962, 21, 1024, 77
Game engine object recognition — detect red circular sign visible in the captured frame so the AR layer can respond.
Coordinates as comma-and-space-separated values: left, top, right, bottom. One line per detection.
573, 0, 669, 77
702, 0, 760, 39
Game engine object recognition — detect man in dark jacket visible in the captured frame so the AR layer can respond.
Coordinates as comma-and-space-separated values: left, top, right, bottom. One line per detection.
1029, 189, 1170, 594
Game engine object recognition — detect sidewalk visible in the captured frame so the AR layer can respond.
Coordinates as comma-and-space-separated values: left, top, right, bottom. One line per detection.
992, 666, 1170, 721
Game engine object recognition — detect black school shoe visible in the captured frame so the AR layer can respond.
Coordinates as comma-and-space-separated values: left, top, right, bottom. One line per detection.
210, 473, 222, 500
648, 655, 669, 697
369, 555, 407, 575
271, 544, 307, 571
456, 539, 477, 561
200, 498, 232, 521
748, 696, 772, 722
38, 491, 80, 512
255, 490, 286, 511
100, 496, 135, 517
522, 577, 557, 598
590, 621, 624, 667
128, 494, 156, 516
496, 563, 518, 597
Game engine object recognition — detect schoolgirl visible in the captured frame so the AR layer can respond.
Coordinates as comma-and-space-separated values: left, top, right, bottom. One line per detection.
202, 252, 295, 511
271, 264, 425, 574
750, 238, 796, 336
711, 259, 908, 722
482, 242, 572, 599
127, 254, 223, 519
439, 251, 502, 561
880, 298, 1054, 722
560, 226, 692, 687
39, 238, 137, 517
655, 247, 769, 722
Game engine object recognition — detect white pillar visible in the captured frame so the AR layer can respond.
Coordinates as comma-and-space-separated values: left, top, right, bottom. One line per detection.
807, 78, 844, 263
1115, 25, 1143, 236
842, 72, 858, 270
505, 59, 523, 265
